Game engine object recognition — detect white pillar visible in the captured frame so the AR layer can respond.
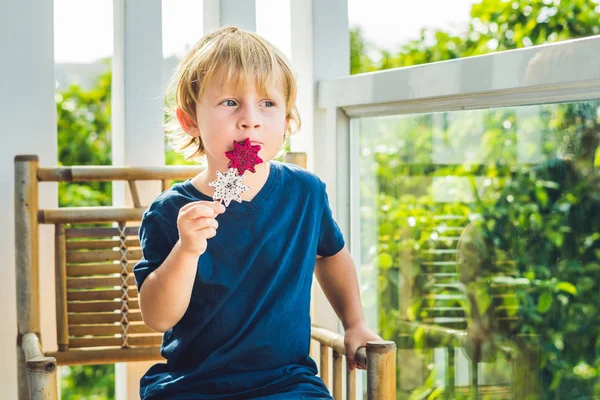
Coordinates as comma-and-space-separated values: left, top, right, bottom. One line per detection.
204, 0, 257, 34
285, 0, 350, 334
255, 0, 350, 335
112, 1, 164, 399
1, 1, 58, 398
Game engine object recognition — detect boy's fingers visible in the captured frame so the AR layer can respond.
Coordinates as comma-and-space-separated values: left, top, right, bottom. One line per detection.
180, 200, 225, 216
204, 201, 226, 214
182, 201, 226, 220
189, 217, 218, 231
181, 205, 215, 220
188, 226, 217, 239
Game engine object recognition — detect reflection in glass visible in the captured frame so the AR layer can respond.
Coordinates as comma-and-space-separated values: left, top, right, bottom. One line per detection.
356, 101, 600, 399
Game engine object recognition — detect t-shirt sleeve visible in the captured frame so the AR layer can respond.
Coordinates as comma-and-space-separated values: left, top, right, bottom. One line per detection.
317, 184, 346, 257
133, 209, 178, 291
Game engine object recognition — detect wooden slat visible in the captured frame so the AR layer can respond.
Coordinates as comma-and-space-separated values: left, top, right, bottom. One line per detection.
69, 323, 156, 336
37, 165, 202, 182
67, 239, 140, 250
68, 335, 162, 349
39, 207, 145, 224
67, 288, 138, 301
67, 263, 135, 277
68, 300, 139, 313
49, 347, 163, 366
332, 351, 343, 399
69, 311, 143, 325
67, 276, 134, 289
66, 249, 142, 263
66, 226, 139, 239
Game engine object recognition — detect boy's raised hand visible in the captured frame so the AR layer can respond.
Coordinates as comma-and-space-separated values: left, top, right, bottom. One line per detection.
176, 201, 225, 256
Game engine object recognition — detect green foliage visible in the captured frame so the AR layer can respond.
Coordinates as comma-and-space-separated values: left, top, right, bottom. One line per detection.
60, 365, 115, 400
471, 153, 600, 398
351, 0, 600, 73
56, 60, 112, 207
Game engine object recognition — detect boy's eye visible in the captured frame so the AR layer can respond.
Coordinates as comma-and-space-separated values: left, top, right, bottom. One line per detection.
262, 100, 275, 107
221, 99, 237, 107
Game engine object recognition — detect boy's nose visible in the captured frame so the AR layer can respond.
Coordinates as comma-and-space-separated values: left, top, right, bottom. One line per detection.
237, 107, 261, 130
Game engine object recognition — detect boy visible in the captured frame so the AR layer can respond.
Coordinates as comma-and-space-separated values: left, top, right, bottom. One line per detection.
134, 26, 382, 399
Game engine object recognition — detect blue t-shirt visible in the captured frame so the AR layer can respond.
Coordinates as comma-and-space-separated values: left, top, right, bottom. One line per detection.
133, 161, 345, 399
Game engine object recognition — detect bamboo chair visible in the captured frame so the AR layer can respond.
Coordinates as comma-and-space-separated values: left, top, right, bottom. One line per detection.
14, 154, 396, 400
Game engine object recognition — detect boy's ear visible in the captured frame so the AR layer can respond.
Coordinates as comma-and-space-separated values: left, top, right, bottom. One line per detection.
176, 108, 200, 137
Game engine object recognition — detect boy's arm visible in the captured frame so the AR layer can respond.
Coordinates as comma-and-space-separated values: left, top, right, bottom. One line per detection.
139, 200, 224, 332
314, 247, 383, 370
139, 241, 201, 332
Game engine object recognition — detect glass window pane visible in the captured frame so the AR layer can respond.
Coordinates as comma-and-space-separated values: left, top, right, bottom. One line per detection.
355, 100, 600, 398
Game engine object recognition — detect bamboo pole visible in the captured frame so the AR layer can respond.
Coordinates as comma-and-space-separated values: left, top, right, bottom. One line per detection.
366, 341, 396, 400
332, 351, 343, 399
128, 180, 142, 207
37, 165, 202, 182
15, 155, 41, 400
39, 207, 145, 224
22, 333, 58, 400
320, 344, 330, 390
54, 224, 69, 351
346, 368, 356, 400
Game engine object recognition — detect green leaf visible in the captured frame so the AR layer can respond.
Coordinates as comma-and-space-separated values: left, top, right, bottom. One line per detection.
537, 291, 553, 313
378, 253, 393, 269
556, 282, 577, 295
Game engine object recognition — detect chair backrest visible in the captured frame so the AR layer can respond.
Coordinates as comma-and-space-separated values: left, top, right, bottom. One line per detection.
15, 156, 205, 364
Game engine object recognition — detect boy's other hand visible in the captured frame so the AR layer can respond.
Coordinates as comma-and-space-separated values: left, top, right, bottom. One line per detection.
344, 322, 383, 371
176, 201, 225, 256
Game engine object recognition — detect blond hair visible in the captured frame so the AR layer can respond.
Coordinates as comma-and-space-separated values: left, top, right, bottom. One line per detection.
165, 26, 301, 161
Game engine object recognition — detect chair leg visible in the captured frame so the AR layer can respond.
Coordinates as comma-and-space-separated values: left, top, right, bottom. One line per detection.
21, 333, 58, 400
17, 344, 29, 400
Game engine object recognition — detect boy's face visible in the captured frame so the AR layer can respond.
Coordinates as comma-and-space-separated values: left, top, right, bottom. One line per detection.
188, 72, 288, 171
